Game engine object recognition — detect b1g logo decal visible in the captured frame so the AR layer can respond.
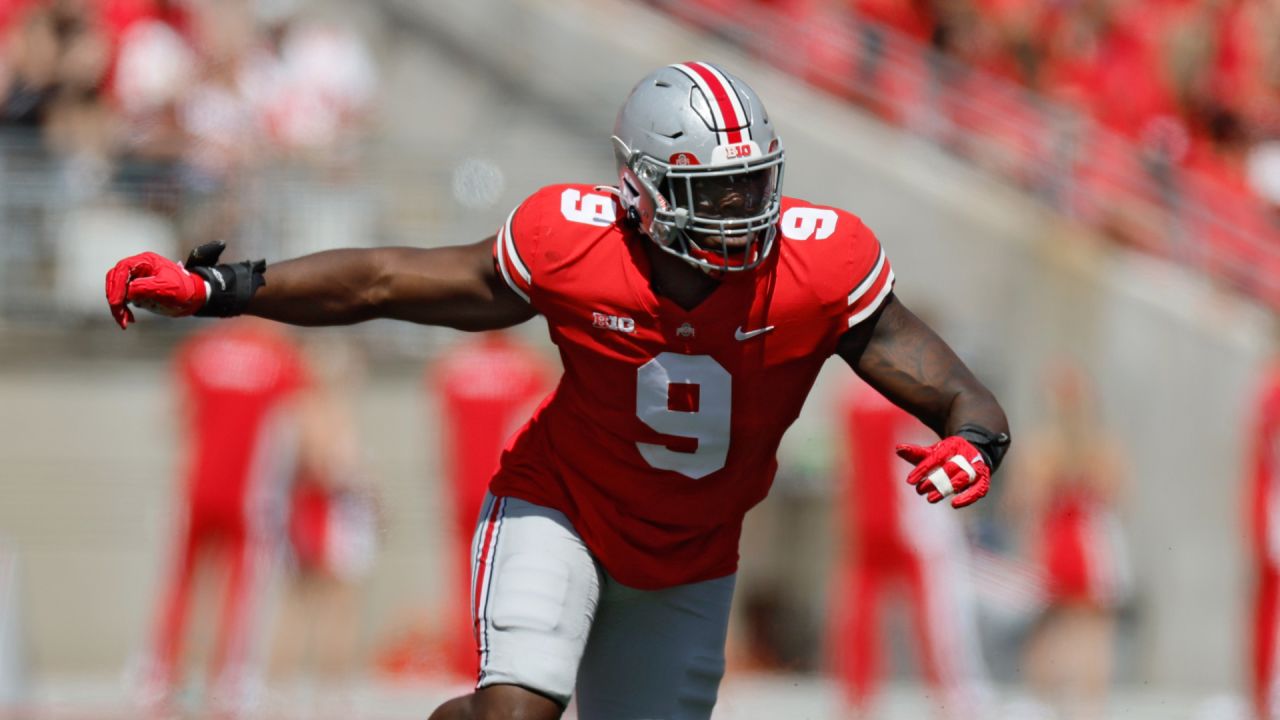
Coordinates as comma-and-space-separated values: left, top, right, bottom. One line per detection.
560, 188, 616, 226
724, 143, 753, 159
593, 312, 635, 333
780, 206, 838, 240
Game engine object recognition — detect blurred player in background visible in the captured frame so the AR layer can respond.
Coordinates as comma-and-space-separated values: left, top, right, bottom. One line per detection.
1006, 361, 1130, 720
433, 332, 551, 678
269, 336, 378, 711
144, 317, 308, 715
106, 62, 1010, 720
1248, 349, 1280, 720
830, 379, 992, 719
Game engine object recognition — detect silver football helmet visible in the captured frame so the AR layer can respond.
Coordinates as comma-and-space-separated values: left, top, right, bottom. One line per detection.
612, 62, 785, 272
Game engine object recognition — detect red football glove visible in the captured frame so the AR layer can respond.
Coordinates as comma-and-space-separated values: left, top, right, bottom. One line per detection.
896, 435, 991, 508
104, 252, 208, 329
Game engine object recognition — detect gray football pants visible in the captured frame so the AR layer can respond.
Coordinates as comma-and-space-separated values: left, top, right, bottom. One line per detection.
470, 494, 735, 719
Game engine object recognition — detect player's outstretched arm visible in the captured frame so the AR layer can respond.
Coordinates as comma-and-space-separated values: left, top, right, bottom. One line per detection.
106, 237, 536, 331
248, 238, 534, 330
836, 293, 1010, 507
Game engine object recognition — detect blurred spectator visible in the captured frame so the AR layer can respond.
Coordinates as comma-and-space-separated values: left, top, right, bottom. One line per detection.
2, 2, 104, 125
653, 0, 1280, 309
255, 7, 377, 160
142, 317, 309, 715
1247, 342, 1280, 720
0, 0, 380, 330
1, 0, 113, 169
110, 0, 196, 179
1, 0, 376, 242
378, 332, 551, 680
828, 378, 993, 720
269, 336, 378, 712
1005, 360, 1131, 720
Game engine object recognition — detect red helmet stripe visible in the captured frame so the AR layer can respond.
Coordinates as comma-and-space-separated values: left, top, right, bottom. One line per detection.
676, 62, 747, 145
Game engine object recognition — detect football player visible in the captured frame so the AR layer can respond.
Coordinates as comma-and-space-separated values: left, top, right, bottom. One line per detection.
106, 62, 1010, 720
149, 318, 308, 712
831, 379, 992, 719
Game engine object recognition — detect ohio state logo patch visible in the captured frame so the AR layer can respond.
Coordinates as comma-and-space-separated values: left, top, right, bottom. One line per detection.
669, 152, 699, 166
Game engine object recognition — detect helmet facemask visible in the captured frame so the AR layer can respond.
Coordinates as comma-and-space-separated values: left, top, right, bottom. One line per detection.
617, 138, 785, 273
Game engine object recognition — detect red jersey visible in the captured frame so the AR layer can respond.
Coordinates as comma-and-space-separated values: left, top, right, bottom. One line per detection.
1039, 484, 1128, 606
491, 184, 894, 588
174, 320, 308, 527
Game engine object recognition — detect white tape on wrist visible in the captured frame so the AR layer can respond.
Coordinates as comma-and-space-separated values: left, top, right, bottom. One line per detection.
928, 467, 953, 496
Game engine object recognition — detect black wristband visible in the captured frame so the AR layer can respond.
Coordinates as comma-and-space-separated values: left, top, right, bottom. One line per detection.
190, 260, 266, 317
955, 423, 1011, 472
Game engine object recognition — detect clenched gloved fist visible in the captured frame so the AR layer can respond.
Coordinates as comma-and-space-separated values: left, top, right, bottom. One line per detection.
104, 250, 209, 329
105, 242, 265, 329
896, 435, 991, 508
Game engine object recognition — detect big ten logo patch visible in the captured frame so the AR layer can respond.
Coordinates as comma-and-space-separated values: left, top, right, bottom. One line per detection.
593, 312, 635, 333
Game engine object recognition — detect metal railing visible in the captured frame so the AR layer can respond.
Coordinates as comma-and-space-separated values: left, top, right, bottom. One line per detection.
0, 131, 522, 359
0, 135, 378, 317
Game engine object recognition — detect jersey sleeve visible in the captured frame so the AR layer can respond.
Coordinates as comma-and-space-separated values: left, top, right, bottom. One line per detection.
842, 218, 895, 329
493, 191, 546, 304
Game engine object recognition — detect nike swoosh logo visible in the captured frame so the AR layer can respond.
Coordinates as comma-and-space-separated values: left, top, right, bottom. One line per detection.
734, 325, 776, 341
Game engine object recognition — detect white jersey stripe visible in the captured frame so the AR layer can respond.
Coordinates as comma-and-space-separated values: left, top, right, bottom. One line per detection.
475, 497, 507, 675
495, 225, 531, 304
690, 62, 750, 143
502, 209, 531, 285
847, 268, 895, 327
847, 247, 887, 306
470, 494, 497, 622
